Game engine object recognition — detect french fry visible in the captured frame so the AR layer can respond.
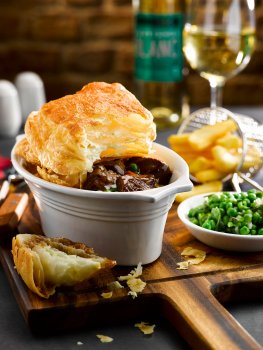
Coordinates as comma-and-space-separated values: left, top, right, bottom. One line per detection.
175, 181, 223, 203
167, 133, 191, 146
189, 156, 213, 174
195, 168, 227, 182
167, 118, 247, 184
188, 119, 237, 151
178, 154, 200, 164
170, 145, 213, 159
242, 144, 263, 170
169, 144, 197, 154
212, 145, 240, 172
216, 133, 242, 149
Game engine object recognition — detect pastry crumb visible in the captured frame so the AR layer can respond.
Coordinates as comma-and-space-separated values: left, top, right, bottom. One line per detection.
101, 291, 113, 299
176, 261, 190, 270
135, 322, 155, 335
176, 247, 206, 270
127, 278, 146, 294
118, 262, 143, 281
107, 281, 124, 291
96, 334, 114, 343
118, 263, 146, 298
128, 291, 137, 299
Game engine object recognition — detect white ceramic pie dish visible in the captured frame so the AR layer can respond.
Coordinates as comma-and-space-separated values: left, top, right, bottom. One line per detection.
12, 140, 192, 266
178, 192, 263, 252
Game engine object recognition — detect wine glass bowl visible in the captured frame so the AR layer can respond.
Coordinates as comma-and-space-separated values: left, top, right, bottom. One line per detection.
183, 0, 256, 107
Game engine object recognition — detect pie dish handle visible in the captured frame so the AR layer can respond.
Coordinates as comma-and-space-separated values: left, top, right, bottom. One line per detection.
131, 177, 193, 203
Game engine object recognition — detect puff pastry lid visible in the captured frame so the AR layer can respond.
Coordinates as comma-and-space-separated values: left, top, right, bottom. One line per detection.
22, 82, 156, 176
12, 234, 116, 298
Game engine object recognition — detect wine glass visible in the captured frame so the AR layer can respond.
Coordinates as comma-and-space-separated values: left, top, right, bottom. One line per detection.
183, 0, 256, 108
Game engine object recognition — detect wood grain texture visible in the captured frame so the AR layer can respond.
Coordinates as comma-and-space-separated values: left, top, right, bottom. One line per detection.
0, 193, 28, 238
1, 193, 263, 349
145, 279, 262, 350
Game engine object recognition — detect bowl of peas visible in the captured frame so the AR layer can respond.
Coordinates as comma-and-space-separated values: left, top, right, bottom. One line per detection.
177, 190, 263, 252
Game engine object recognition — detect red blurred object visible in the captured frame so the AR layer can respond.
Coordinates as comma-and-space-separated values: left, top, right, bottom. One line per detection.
0, 170, 5, 180
0, 156, 11, 170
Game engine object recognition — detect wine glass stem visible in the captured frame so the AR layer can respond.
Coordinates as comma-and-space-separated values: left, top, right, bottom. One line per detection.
210, 81, 224, 108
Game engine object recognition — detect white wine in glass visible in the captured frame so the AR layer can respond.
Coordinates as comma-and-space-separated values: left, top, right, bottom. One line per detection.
183, 0, 256, 108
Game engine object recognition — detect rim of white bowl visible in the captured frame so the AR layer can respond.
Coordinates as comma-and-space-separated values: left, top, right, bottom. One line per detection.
177, 192, 263, 240
11, 139, 193, 203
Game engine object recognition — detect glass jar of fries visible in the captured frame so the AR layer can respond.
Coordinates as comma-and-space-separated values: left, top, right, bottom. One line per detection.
168, 107, 263, 186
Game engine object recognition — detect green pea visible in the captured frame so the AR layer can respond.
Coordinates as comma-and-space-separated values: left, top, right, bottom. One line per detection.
219, 208, 225, 214
227, 207, 237, 217
208, 194, 220, 203
188, 208, 196, 218
237, 201, 246, 210
223, 192, 231, 198
129, 163, 139, 173
248, 192, 257, 201
239, 226, 250, 235
243, 213, 252, 223
186, 191, 263, 236
223, 215, 229, 225
202, 221, 212, 230
189, 218, 199, 225
253, 212, 261, 224
225, 202, 233, 209
209, 203, 219, 209
219, 202, 226, 210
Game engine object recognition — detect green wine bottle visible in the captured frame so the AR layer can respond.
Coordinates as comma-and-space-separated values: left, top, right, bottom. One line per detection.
133, 0, 188, 130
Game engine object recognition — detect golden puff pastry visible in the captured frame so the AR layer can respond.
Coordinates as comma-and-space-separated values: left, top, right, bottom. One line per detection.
16, 82, 156, 186
12, 234, 116, 298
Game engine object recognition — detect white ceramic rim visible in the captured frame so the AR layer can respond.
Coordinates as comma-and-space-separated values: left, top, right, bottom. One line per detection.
177, 192, 263, 240
11, 138, 192, 203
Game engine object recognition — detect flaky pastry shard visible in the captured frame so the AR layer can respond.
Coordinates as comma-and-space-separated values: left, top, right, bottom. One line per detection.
15, 82, 156, 187
12, 234, 116, 298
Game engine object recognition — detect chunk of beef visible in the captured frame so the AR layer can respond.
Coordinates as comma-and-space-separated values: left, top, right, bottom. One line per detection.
84, 156, 172, 192
96, 159, 125, 175
84, 165, 119, 191
116, 174, 156, 192
126, 157, 172, 185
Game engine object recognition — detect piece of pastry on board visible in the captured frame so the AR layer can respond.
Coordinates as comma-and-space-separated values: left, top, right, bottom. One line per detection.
12, 234, 116, 298
15, 82, 156, 188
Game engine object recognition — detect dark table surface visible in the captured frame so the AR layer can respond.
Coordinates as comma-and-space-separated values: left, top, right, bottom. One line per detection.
0, 106, 262, 350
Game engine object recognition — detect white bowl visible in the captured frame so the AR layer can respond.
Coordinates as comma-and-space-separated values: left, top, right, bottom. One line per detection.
12, 141, 192, 265
178, 192, 263, 252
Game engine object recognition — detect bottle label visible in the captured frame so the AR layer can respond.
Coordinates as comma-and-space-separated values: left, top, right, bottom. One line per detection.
135, 13, 184, 82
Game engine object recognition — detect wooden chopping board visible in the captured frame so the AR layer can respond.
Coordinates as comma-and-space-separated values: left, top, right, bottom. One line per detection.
1, 192, 263, 350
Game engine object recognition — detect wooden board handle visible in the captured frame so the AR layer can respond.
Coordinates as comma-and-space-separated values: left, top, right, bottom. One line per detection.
146, 277, 262, 350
